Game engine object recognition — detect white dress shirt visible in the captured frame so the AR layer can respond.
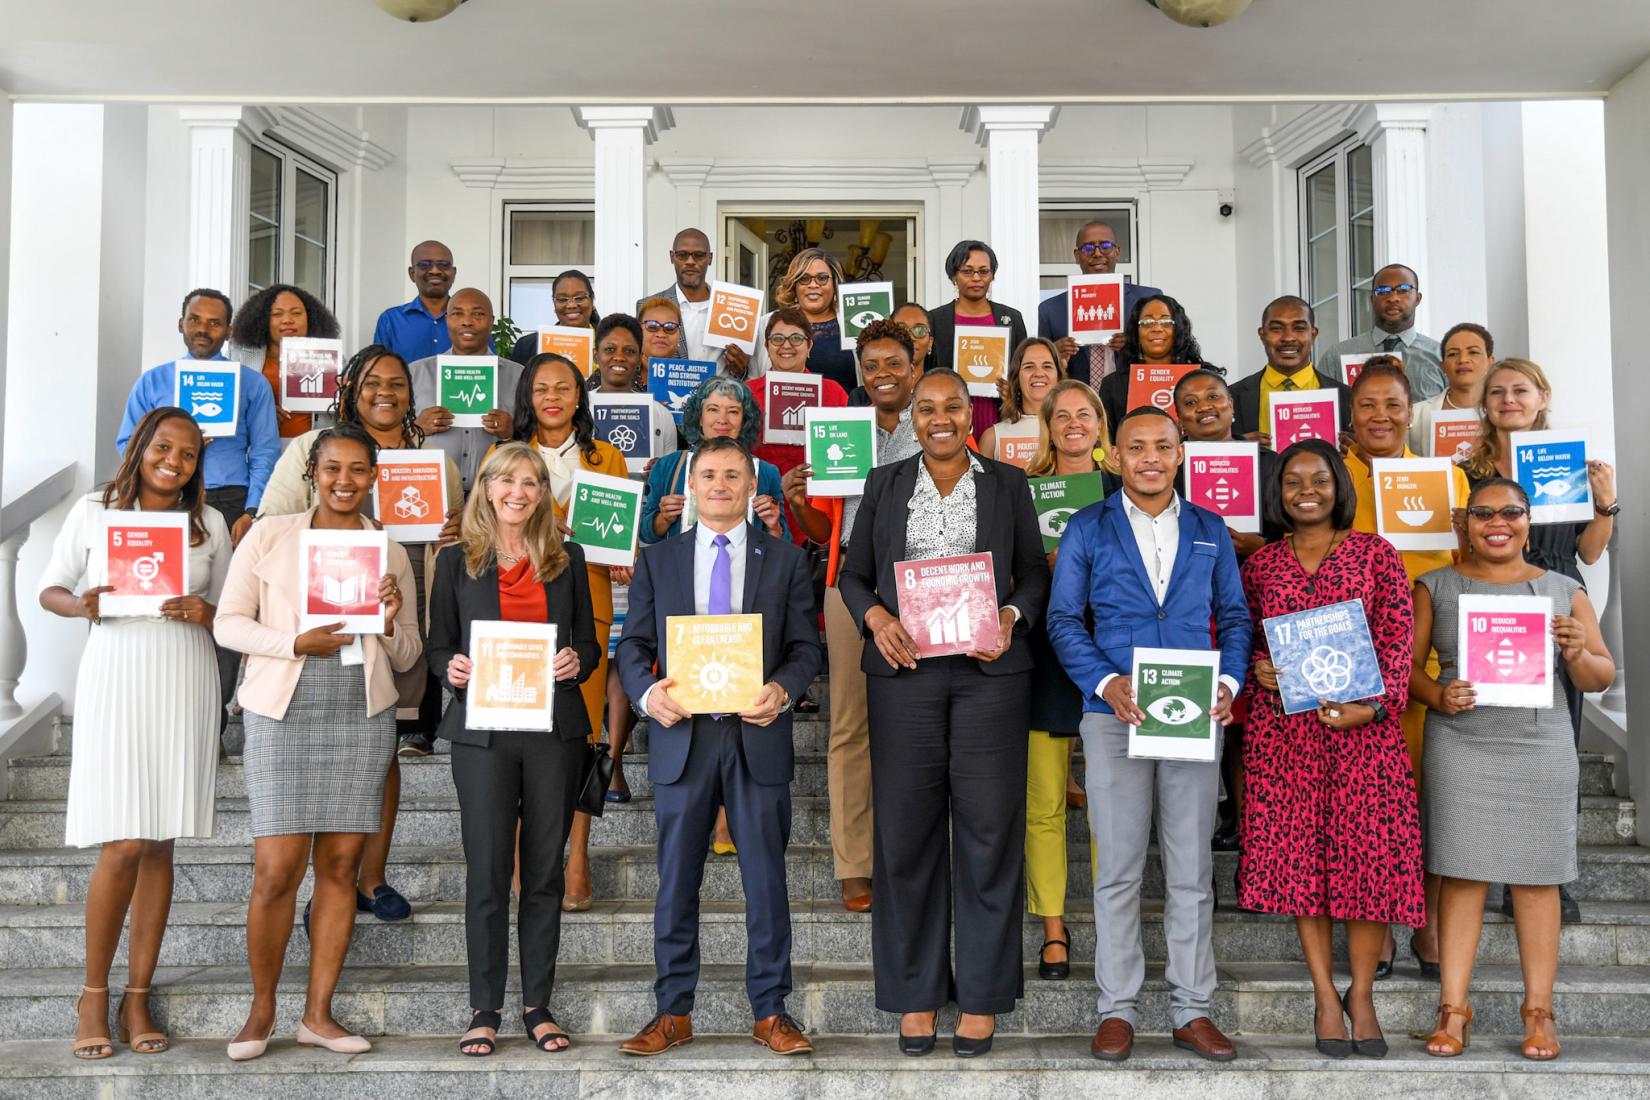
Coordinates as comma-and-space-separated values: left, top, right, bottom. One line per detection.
675, 287, 735, 374
638, 519, 747, 715
1096, 491, 1239, 704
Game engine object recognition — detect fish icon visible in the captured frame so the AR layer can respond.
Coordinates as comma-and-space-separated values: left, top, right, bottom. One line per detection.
1535, 478, 1578, 498
192, 401, 223, 419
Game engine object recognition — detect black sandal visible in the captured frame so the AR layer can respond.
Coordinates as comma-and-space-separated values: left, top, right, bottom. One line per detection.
523, 1007, 571, 1052
459, 1010, 501, 1056
1038, 938, 1071, 981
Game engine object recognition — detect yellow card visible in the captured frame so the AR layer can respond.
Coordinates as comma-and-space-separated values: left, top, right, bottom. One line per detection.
665, 613, 764, 714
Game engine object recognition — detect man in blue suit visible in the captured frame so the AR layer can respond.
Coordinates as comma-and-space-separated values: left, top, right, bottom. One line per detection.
615, 436, 822, 1057
1046, 407, 1250, 1065
1037, 220, 1162, 384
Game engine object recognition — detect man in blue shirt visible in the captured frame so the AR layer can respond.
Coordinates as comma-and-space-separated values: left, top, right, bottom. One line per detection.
116, 288, 282, 745
373, 240, 456, 365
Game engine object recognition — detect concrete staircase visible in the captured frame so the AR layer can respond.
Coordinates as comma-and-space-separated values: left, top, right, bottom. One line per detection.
5, 684, 1650, 1096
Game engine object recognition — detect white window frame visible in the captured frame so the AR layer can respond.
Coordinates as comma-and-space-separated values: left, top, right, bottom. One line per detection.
1037, 201, 1143, 303
501, 200, 596, 327
1297, 136, 1375, 361
716, 203, 923, 307
247, 138, 338, 307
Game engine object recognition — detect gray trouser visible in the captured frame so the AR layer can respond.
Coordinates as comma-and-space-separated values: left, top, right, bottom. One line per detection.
1080, 711, 1220, 1029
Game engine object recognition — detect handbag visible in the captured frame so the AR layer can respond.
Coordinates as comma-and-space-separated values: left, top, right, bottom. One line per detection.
576, 740, 615, 817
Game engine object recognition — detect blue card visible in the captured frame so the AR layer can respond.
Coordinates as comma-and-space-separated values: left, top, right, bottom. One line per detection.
590, 393, 656, 473
172, 361, 240, 438
1511, 430, 1591, 524
1262, 598, 1386, 715
648, 358, 716, 424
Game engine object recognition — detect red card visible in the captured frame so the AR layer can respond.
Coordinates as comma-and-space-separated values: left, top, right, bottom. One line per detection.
1126, 363, 1200, 413
1069, 275, 1125, 344
895, 553, 999, 659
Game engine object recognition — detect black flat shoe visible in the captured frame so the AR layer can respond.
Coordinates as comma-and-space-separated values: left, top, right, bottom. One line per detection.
1038, 938, 1071, 981
1411, 938, 1440, 981
898, 1032, 936, 1056
1341, 988, 1387, 1059
1559, 884, 1581, 924
953, 1032, 994, 1058
301, 898, 311, 939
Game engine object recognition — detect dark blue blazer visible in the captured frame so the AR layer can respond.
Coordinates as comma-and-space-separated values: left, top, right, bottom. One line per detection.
615, 522, 821, 787
1045, 491, 1250, 715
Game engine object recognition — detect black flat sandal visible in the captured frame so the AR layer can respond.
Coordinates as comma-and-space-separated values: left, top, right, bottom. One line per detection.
523, 1007, 571, 1052
1038, 938, 1071, 981
459, 1010, 501, 1056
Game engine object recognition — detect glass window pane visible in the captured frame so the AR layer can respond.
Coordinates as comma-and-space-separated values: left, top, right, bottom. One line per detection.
248, 146, 281, 297
1304, 163, 1336, 241
294, 239, 326, 302
508, 278, 558, 330
1346, 145, 1374, 223
1308, 226, 1338, 309
249, 146, 280, 226
1313, 308, 1340, 366
294, 169, 328, 246
510, 211, 595, 266
248, 224, 277, 296
1039, 210, 1132, 266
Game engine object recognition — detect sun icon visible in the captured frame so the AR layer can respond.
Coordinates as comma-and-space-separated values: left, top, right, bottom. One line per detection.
688, 650, 750, 706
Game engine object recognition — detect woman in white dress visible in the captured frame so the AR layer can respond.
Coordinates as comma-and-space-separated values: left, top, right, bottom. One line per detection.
38, 407, 232, 1059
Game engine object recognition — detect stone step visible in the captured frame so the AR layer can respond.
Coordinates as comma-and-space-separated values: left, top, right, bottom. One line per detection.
3, 960, 1648, 1041
13, 1034, 1650, 1100
0, 790, 1635, 851
7, 1034, 1650, 1099
7, 896, 1650, 971
6, 842, 1648, 909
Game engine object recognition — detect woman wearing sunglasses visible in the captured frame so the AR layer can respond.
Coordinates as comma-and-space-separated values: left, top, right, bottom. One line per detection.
636, 297, 687, 393
1411, 478, 1614, 1062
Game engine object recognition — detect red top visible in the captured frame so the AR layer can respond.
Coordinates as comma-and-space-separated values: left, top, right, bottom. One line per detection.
497, 556, 548, 623
749, 372, 850, 546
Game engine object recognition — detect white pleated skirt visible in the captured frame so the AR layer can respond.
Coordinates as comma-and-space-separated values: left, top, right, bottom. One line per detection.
64, 618, 219, 847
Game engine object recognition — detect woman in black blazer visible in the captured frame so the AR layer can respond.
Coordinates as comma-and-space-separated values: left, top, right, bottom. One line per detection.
426, 442, 599, 1057
925, 240, 1029, 441
838, 369, 1051, 1058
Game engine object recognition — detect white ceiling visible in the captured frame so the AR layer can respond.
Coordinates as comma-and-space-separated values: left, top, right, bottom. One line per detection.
1, 0, 1647, 104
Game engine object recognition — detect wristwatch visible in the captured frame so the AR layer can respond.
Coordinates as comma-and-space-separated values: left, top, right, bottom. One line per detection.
770, 683, 793, 713
1364, 699, 1390, 724
1596, 500, 1620, 517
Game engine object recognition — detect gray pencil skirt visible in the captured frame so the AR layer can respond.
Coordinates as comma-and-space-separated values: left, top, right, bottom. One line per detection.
242, 653, 397, 837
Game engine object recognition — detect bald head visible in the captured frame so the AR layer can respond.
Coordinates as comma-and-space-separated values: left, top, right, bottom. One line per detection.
446, 286, 494, 354
408, 240, 454, 302
670, 228, 712, 291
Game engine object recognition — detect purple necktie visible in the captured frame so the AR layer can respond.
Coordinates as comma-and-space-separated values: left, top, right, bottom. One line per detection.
710, 534, 732, 615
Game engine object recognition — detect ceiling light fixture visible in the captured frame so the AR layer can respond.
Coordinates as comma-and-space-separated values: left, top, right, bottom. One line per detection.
1144, 0, 1252, 28
373, 0, 466, 22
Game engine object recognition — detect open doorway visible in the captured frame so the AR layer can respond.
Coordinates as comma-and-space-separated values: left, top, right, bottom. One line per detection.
720, 209, 920, 306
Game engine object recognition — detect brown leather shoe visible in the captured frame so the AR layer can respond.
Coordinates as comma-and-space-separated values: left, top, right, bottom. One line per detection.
754, 1013, 814, 1055
618, 1012, 692, 1056
1091, 1017, 1134, 1061
1172, 1016, 1237, 1062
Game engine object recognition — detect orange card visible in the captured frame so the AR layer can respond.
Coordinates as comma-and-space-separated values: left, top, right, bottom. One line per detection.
954, 329, 1012, 397
538, 327, 594, 374
1372, 457, 1457, 551
703, 282, 764, 355
1125, 363, 1200, 413
666, 613, 763, 713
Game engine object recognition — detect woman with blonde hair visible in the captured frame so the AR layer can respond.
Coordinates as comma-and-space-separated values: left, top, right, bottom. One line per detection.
426, 442, 600, 1055
751, 248, 857, 392
1021, 379, 1119, 982
981, 337, 1065, 469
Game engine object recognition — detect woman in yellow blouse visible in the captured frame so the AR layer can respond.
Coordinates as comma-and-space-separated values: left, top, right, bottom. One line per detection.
511, 352, 629, 909
1342, 357, 1468, 980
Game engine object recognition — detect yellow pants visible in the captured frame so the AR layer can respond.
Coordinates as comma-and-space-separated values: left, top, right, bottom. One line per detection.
1025, 729, 1097, 918
579, 619, 613, 745
1402, 653, 1441, 786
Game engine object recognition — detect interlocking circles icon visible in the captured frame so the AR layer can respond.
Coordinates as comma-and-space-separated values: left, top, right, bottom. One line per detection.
608, 425, 638, 452
1300, 645, 1354, 694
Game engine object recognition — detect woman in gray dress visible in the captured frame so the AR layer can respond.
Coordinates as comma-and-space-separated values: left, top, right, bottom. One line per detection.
215, 424, 422, 1060
1410, 478, 1614, 1062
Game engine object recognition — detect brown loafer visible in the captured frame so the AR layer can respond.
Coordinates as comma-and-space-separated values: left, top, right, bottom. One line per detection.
1172, 1016, 1237, 1062
754, 1013, 814, 1055
1091, 1017, 1134, 1061
618, 1012, 692, 1056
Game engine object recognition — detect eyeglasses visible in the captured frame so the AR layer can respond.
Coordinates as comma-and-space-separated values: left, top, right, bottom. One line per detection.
671, 250, 711, 263
907, 324, 932, 338
1076, 241, 1120, 256
1466, 505, 1530, 520
413, 259, 453, 271
956, 267, 994, 280
1372, 283, 1418, 296
642, 320, 682, 335
767, 333, 810, 348
793, 272, 834, 287
1137, 318, 1176, 330
553, 293, 591, 307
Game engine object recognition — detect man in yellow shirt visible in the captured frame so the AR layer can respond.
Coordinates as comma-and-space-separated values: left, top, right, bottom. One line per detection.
1227, 296, 1352, 445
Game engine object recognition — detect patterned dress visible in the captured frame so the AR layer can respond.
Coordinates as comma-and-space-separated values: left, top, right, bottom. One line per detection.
1236, 530, 1426, 925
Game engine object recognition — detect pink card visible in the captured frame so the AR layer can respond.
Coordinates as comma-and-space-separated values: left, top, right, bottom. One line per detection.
298, 529, 388, 634
1183, 442, 1260, 533
894, 553, 999, 659
1269, 388, 1339, 450
1458, 594, 1553, 707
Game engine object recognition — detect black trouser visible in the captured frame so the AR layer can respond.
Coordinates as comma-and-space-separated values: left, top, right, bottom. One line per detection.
867, 656, 1030, 1016
204, 486, 247, 737
450, 732, 585, 1009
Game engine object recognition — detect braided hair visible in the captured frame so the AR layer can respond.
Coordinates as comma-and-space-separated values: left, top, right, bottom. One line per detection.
329, 344, 425, 448
302, 422, 380, 484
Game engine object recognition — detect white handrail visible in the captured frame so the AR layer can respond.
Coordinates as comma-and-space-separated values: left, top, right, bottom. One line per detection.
0, 462, 78, 719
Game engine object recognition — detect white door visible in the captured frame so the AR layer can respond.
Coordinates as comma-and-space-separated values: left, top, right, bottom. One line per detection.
724, 219, 770, 291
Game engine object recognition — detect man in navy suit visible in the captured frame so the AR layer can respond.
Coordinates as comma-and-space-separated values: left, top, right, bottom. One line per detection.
1037, 220, 1162, 384
1046, 407, 1250, 1064
615, 436, 822, 1057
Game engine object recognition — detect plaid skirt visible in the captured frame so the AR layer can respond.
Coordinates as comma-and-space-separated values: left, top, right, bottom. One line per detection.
242, 653, 396, 836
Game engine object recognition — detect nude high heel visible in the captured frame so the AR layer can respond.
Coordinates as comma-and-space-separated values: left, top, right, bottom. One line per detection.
71, 986, 113, 1060
117, 986, 169, 1054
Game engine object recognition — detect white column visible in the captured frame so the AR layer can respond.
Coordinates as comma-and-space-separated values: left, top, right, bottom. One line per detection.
962, 106, 1057, 337
926, 157, 979, 306
179, 105, 257, 298
1356, 103, 1432, 331
658, 158, 714, 245
0, 83, 12, 499
576, 106, 674, 318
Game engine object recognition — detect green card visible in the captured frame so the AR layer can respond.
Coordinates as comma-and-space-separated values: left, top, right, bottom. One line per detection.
803, 408, 876, 497
437, 355, 497, 428
1027, 471, 1107, 552
566, 471, 643, 568
838, 281, 895, 349
1128, 647, 1220, 761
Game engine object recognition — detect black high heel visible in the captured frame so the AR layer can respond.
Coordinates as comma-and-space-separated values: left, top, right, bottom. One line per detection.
1341, 988, 1388, 1059
1314, 994, 1352, 1060
1411, 937, 1440, 981
522, 1007, 571, 1052
1372, 933, 1395, 981
1038, 938, 1071, 981
953, 1029, 994, 1058
898, 1012, 937, 1057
